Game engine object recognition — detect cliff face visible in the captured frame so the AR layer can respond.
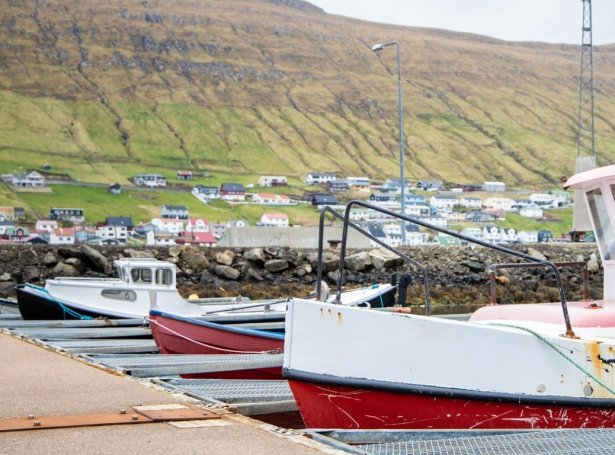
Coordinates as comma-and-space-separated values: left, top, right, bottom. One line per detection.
1, 0, 615, 186
0, 243, 602, 307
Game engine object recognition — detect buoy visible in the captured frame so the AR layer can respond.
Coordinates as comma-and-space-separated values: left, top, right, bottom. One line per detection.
188, 294, 199, 301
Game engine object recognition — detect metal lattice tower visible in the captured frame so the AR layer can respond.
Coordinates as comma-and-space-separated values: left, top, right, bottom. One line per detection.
572, 0, 596, 234
576, 0, 595, 159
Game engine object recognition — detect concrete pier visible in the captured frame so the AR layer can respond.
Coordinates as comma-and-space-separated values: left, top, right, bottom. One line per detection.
0, 333, 338, 454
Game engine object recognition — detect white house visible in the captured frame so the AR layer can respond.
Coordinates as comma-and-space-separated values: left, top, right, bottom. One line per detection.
260, 213, 289, 227
420, 215, 448, 228
460, 227, 483, 240
133, 174, 166, 187
520, 205, 544, 219
161, 205, 189, 219
35, 220, 59, 233
483, 197, 515, 211
430, 196, 458, 213
349, 207, 371, 221
11, 170, 45, 188
146, 231, 177, 246
49, 228, 75, 245
483, 181, 506, 192
404, 205, 431, 217
529, 193, 554, 206
257, 176, 288, 187
151, 218, 185, 235
96, 225, 128, 243
518, 231, 539, 243
346, 176, 371, 192
252, 193, 295, 205
305, 172, 336, 185
500, 227, 518, 243
445, 211, 467, 223
482, 225, 501, 242
459, 197, 482, 209
184, 217, 210, 233
549, 190, 570, 207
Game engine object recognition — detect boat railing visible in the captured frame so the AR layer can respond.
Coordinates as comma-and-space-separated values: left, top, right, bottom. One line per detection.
489, 261, 590, 304
335, 200, 577, 338
316, 206, 431, 314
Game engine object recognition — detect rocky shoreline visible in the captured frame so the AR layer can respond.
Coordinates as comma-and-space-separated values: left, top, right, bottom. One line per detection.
0, 243, 602, 307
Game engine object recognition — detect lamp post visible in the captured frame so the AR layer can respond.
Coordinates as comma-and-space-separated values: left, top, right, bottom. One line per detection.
372, 41, 406, 245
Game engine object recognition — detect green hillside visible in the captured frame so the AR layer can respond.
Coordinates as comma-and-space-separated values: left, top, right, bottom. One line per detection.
0, 0, 614, 227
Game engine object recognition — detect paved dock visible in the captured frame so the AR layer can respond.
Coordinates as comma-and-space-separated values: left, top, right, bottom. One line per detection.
0, 333, 337, 455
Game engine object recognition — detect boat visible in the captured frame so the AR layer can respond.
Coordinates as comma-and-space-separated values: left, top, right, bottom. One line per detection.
149, 282, 398, 379
16, 258, 263, 320
282, 164, 615, 430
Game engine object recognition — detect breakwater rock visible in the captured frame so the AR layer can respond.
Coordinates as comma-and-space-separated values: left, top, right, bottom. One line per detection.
0, 243, 602, 307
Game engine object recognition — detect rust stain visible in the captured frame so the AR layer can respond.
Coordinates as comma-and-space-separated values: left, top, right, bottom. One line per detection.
337, 311, 342, 323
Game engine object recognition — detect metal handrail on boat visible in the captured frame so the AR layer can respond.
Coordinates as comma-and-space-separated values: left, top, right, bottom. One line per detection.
315, 206, 431, 314
335, 200, 577, 338
489, 261, 590, 304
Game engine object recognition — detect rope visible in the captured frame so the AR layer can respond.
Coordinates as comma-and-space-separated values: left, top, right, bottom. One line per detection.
148, 317, 281, 355
487, 322, 615, 397
25, 283, 93, 320
371, 283, 385, 308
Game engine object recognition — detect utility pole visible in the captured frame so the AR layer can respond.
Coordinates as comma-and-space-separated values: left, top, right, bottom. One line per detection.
571, 0, 596, 239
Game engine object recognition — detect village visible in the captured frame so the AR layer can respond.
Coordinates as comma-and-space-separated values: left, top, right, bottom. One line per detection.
0, 169, 570, 248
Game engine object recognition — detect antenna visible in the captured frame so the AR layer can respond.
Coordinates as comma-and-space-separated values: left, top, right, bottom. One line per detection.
571, 0, 596, 238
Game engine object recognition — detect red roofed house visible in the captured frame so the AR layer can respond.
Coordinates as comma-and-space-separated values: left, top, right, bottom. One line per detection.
176, 231, 217, 247
260, 213, 289, 228
50, 227, 75, 245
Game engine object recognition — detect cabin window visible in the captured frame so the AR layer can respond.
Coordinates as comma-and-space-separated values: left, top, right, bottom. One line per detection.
130, 268, 153, 284
102, 289, 137, 301
587, 188, 615, 260
155, 269, 173, 286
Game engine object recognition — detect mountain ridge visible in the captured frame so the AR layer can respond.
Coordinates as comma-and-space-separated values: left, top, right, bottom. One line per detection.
1, 0, 615, 188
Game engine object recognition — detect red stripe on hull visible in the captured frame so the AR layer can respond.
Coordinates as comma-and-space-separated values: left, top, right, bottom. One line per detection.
289, 380, 615, 430
150, 314, 283, 379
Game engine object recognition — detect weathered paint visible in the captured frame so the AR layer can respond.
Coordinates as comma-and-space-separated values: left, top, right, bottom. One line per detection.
289, 380, 615, 430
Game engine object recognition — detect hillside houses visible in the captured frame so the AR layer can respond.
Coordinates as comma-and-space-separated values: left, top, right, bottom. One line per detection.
220, 183, 246, 201
11, 170, 45, 188
161, 205, 189, 219
260, 213, 289, 227
252, 193, 295, 205
305, 172, 336, 185
258, 176, 288, 187
133, 173, 166, 187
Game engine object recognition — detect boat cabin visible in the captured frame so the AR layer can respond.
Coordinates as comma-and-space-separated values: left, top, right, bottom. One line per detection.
565, 165, 615, 300
114, 258, 176, 287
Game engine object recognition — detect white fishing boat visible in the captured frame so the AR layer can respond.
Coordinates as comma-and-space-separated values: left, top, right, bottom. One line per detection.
283, 164, 615, 430
17, 258, 258, 320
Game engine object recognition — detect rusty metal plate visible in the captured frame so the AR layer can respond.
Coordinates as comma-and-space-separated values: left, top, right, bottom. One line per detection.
0, 404, 220, 432
0, 412, 152, 432
133, 404, 219, 421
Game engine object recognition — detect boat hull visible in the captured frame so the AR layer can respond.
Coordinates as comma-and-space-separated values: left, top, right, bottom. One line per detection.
17, 286, 115, 320
287, 377, 615, 430
150, 311, 284, 379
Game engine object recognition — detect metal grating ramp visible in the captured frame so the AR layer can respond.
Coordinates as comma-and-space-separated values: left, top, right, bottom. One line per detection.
47, 339, 159, 354
9, 326, 151, 339
157, 378, 297, 416
352, 429, 615, 455
84, 353, 283, 377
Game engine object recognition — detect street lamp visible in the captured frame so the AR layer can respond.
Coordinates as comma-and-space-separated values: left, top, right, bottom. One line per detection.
372, 41, 406, 245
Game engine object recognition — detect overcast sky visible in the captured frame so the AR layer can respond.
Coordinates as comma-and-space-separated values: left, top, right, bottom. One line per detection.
309, 0, 615, 45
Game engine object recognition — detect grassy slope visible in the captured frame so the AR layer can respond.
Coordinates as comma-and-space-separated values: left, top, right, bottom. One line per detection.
0, 0, 613, 229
